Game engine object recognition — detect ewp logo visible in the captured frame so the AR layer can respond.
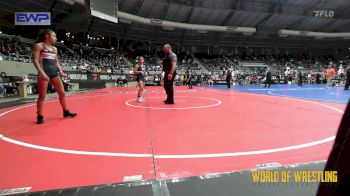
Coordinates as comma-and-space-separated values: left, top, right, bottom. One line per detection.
15, 12, 51, 26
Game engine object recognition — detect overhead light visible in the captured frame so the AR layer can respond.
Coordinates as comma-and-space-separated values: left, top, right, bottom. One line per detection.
72, 36, 74, 38
0, 31, 2, 34
61, 40, 64, 43
102, 37, 105, 39
97, 38, 99, 40
150, 18, 163, 25
227, 26, 238, 32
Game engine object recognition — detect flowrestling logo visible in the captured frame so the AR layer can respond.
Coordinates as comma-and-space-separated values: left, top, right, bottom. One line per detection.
314, 10, 335, 18
15, 12, 51, 26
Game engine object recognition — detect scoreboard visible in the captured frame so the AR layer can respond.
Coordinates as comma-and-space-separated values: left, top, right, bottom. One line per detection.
90, 0, 118, 23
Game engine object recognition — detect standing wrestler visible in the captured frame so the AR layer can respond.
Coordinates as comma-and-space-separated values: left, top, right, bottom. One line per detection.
161, 44, 177, 104
134, 56, 146, 102
32, 29, 77, 124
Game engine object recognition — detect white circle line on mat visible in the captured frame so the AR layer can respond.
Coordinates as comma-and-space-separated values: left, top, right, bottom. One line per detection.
0, 134, 336, 159
125, 96, 222, 110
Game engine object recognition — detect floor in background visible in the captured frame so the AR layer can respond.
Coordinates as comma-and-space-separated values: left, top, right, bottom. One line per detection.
209, 84, 350, 104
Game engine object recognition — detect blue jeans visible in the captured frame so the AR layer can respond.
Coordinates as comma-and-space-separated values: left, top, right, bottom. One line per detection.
326, 78, 332, 88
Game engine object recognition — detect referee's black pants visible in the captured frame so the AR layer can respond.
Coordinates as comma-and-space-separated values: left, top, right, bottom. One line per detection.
164, 73, 175, 103
187, 79, 193, 89
298, 76, 303, 86
265, 78, 272, 88
226, 80, 231, 88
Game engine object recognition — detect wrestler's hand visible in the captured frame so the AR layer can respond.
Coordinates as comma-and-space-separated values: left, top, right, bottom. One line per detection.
168, 73, 173, 80
40, 73, 50, 81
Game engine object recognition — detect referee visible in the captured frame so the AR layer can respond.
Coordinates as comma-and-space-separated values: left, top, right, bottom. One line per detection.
161, 44, 177, 104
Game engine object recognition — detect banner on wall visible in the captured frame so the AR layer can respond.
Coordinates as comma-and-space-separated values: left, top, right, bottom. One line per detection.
65, 71, 129, 82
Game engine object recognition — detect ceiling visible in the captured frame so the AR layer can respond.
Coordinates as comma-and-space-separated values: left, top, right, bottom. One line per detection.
117, 0, 350, 47
119, 0, 350, 32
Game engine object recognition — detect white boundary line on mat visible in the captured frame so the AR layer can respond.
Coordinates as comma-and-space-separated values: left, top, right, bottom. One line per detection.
267, 90, 348, 104
125, 96, 222, 110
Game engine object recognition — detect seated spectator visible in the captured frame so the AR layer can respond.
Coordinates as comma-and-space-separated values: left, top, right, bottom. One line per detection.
0, 72, 7, 78
22, 75, 30, 82
122, 78, 128, 86
22, 75, 33, 95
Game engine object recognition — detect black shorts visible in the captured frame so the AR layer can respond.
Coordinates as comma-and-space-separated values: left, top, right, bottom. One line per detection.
48, 72, 59, 79
43, 65, 59, 79
39, 72, 59, 80
136, 75, 145, 82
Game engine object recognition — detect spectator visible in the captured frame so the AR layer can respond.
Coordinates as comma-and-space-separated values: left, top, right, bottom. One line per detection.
0, 75, 5, 97
22, 75, 33, 95
307, 73, 312, 84
316, 73, 322, 84
264, 68, 272, 88
122, 78, 128, 86
297, 69, 303, 86
226, 68, 232, 88
22, 75, 30, 82
0, 72, 7, 78
325, 64, 336, 88
338, 65, 345, 85
208, 75, 214, 86
311, 75, 316, 84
